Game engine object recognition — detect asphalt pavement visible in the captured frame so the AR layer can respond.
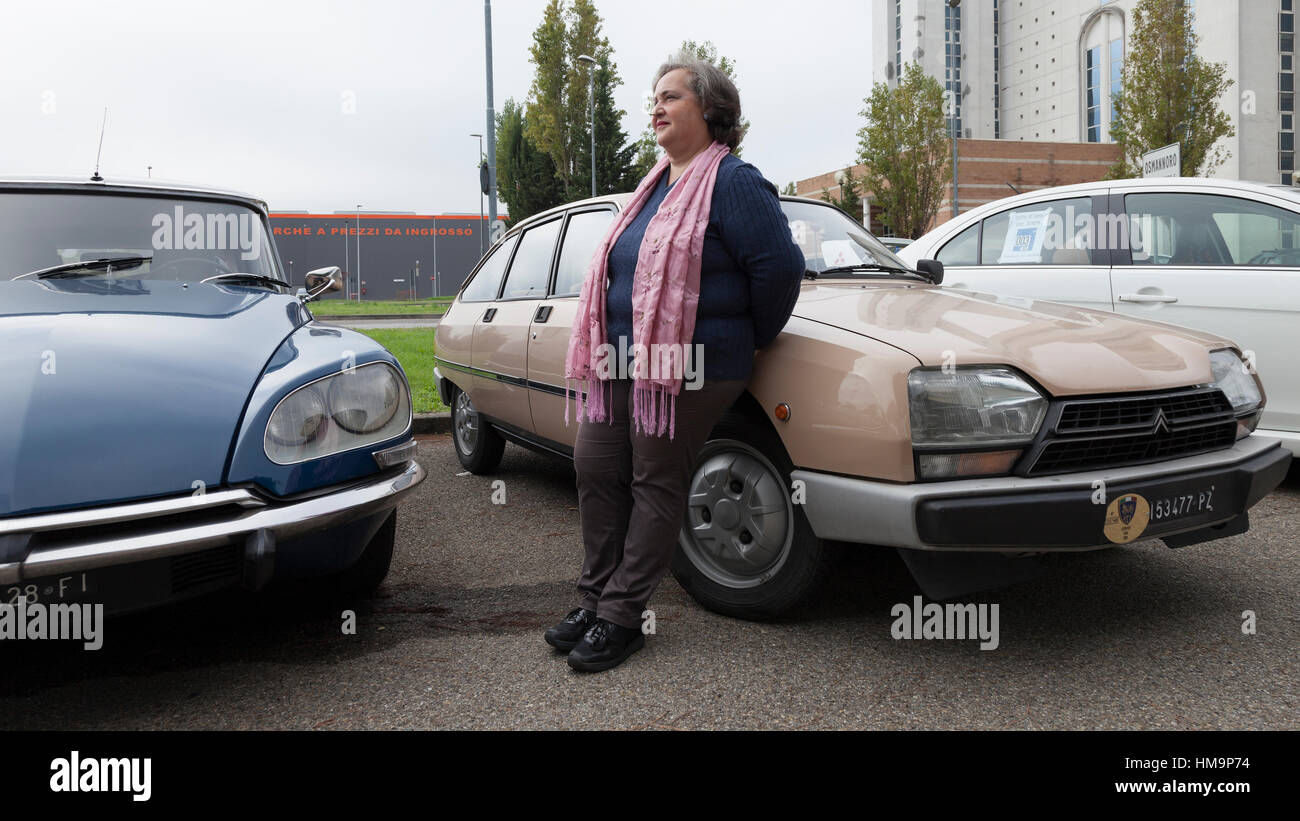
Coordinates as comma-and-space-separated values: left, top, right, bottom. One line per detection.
2, 435, 1297, 730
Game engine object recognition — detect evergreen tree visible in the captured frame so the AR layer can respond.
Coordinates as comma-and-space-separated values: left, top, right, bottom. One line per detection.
496, 98, 564, 223
821, 167, 864, 223
1106, 0, 1234, 177
780, 181, 796, 196
572, 55, 636, 195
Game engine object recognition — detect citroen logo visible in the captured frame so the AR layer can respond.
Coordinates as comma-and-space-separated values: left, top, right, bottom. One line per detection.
1151, 409, 1171, 436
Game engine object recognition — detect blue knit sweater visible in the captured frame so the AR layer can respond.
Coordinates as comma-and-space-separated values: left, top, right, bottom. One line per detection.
605, 154, 805, 381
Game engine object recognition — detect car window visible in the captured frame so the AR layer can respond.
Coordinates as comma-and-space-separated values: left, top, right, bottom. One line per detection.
937, 222, 979, 266
500, 218, 561, 299
554, 209, 615, 296
460, 234, 518, 302
1127, 192, 1300, 266
980, 197, 1097, 265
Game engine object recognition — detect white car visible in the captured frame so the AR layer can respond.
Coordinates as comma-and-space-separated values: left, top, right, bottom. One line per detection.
899, 177, 1300, 456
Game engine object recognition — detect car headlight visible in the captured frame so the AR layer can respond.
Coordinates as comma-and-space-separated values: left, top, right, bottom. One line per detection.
264, 362, 411, 464
1208, 349, 1262, 415
908, 367, 1047, 448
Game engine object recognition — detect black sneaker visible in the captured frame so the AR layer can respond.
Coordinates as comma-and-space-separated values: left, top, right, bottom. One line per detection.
544, 607, 598, 652
566, 618, 645, 673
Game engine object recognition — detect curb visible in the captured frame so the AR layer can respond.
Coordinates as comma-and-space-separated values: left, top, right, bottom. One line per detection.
315, 312, 445, 321
414, 412, 453, 434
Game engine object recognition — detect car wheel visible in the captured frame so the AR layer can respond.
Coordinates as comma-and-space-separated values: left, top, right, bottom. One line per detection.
336, 509, 396, 595
670, 414, 830, 620
451, 384, 504, 473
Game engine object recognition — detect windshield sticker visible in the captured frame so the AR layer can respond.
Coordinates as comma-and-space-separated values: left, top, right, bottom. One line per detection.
820, 240, 863, 268
151, 206, 262, 260
998, 208, 1052, 264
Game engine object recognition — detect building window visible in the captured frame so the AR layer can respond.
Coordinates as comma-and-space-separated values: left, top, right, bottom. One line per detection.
895, 0, 901, 80
1086, 46, 1102, 142
1284, 73, 1296, 92
1109, 38, 1123, 133
1283, 132, 1295, 151
945, 1, 963, 137
994, 0, 1001, 138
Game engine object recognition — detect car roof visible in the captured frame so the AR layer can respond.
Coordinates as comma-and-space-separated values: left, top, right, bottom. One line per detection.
911, 176, 1300, 247
0, 173, 270, 212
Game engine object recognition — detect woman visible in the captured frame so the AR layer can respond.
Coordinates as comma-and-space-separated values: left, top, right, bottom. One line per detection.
545, 52, 805, 672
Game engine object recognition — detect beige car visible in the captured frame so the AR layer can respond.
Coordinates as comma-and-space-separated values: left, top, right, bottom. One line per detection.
434, 195, 1291, 619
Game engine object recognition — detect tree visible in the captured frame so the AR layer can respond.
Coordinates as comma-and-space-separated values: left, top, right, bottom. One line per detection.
780, 181, 796, 196
496, 98, 564, 223
821, 166, 863, 223
1105, 0, 1234, 178
572, 54, 637, 196
629, 130, 660, 182
856, 63, 949, 239
524, 0, 629, 200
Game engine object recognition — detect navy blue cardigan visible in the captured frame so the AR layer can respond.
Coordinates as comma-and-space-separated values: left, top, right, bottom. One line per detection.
605, 154, 805, 381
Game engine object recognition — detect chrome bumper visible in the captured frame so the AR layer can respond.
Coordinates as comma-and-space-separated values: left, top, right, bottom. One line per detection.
0, 461, 425, 585
793, 437, 1290, 552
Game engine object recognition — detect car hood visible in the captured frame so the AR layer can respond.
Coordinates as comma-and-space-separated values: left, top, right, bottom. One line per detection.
0, 280, 307, 517
791, 282, 1233, 396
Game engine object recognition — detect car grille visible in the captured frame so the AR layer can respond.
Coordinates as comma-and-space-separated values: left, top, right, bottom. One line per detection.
171, 545, 243, 594
1021, 388, 1238, 476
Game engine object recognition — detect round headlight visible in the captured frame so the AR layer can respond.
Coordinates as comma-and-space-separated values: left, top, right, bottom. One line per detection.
265, 387, 327, 446
329, 364, 400, 433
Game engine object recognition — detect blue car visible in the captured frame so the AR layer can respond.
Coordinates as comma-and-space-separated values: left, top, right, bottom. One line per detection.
0, 176, 425, 615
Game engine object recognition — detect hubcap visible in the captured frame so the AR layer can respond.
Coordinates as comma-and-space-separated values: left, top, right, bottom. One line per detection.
678, 439, 793, 589
454, 391, 480, 456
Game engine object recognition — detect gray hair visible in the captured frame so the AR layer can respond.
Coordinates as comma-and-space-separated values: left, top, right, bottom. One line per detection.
652, 52, 745, 152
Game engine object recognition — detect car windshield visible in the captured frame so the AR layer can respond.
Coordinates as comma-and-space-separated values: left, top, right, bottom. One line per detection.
1, 191, 282, 286
779, 199, 913, 277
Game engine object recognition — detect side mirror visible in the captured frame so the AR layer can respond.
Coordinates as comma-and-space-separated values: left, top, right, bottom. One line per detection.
915, 258, 944, 285
302, 266, 343, 303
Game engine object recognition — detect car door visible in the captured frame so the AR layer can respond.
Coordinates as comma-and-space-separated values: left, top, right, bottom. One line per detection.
469, 216, 562, 429
1111, 189, 1300, 438
443, 231, 516, 395
528, 205, 617, 447
936, 193, 1114, 312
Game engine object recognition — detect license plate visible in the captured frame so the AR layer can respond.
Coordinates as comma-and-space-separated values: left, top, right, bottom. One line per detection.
4, 572, 95, 606
1149, 484, 1215, 524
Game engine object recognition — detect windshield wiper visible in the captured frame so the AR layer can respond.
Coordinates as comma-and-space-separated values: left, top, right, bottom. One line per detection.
819, 263, 917, 277
200, 272, 291, 289
11, 255, 152, 281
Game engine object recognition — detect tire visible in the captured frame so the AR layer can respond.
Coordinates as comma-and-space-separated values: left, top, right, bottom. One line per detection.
451, 384, 505, 474
335, 509, 396, 595
670, 413, 830, 620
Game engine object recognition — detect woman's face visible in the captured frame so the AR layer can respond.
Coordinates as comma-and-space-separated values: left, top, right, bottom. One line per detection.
651, 68, 711, 158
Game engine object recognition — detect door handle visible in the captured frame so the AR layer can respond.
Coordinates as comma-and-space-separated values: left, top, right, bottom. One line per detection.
533, 305, 553, 323
1118, 293, 1178, 304
482, 307, 497, 322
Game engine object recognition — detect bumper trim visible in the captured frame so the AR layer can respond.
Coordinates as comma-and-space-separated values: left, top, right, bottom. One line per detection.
794, 437, 1290, 552
0, 461, 425, 585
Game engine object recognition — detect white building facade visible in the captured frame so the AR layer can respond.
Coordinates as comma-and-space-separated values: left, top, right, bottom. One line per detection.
871, 0, 1294, 184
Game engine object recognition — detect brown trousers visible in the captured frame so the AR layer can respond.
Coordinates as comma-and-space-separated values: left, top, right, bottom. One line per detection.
574, 377, 749, 629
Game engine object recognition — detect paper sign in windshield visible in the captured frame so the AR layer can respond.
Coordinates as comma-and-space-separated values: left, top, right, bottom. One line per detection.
820, 240, 863, 268
998, 209, 1052, 264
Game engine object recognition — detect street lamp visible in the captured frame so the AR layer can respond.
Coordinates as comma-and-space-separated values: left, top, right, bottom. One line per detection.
353, 205, 364, 301
471, 133, 485, 257
415, 259, 420, 300
577, 54, 597, 197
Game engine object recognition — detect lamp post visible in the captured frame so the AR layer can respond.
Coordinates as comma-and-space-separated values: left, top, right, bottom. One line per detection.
471, 133, 485, 257
355, 204, 363, 300
578, 54, 597, 197
289, 260, 294, 285
343, 219, 350, 299
415, 259, 420, 300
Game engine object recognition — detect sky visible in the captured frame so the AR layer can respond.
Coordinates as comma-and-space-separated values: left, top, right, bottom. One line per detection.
0, 0, 873, 216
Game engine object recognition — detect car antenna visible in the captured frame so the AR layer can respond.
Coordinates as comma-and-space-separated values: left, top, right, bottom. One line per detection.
90, 107, 107, 182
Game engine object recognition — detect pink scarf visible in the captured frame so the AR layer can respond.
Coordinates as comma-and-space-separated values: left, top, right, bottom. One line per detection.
564, 141, 730, 440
